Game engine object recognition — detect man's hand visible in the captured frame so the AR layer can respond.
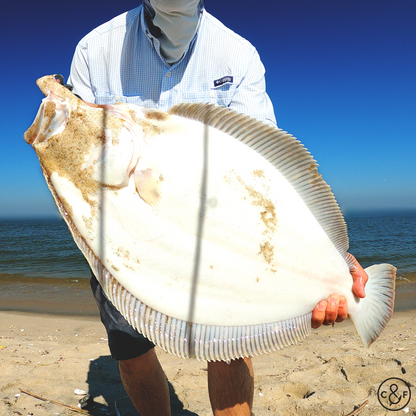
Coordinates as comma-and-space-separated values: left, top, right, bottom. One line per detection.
311, 254, 368, 329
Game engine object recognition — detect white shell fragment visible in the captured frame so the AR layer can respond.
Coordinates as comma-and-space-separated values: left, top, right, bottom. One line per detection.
24, 76, 396, 361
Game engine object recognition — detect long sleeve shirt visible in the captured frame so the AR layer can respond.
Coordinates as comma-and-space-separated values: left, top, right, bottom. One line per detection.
68, 5, 276, 126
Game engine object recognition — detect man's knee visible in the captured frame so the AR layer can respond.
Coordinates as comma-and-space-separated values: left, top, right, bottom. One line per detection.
119, 348, 159, 374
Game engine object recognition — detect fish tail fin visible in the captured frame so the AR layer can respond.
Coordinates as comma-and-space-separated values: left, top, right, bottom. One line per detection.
350, 264, 396, 347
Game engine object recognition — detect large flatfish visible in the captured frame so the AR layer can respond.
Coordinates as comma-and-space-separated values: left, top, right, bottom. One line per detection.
24, 76, 396, 361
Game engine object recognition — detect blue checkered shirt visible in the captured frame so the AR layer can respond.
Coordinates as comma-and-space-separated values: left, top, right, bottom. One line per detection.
68, 5, 276, 126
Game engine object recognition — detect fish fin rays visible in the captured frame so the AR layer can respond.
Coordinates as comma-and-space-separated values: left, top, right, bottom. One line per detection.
349, 264, 396, 347
345, 252, 357, 269
169, 102, 349, 257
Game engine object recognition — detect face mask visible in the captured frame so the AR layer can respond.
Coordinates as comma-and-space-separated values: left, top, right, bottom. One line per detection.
145, 0, 204, 64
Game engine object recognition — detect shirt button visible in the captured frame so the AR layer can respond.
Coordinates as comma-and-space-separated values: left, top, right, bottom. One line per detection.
209, 91, 215, 98
115, 95, 120, 101
166, 72, 172, 78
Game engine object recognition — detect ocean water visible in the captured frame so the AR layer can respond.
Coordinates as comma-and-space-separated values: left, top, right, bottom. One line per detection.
347, 215, 416, 279
0, 220, 90, 279
0, 216, 415, 282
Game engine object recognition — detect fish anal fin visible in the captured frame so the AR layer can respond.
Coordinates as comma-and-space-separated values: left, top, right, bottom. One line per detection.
134, 168, 162, 207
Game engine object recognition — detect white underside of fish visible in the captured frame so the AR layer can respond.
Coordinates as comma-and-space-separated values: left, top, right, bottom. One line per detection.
25, 76, 396, 361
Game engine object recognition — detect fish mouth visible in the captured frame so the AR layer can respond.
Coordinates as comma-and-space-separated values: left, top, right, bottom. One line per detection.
24, 93, 69, 145
25, 75, 82, 145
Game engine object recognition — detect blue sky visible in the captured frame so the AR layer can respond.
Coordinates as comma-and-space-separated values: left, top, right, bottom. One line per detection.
1, 0, 415, 219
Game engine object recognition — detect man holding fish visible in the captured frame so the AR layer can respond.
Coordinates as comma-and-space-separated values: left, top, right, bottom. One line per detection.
66, 1, 368, 415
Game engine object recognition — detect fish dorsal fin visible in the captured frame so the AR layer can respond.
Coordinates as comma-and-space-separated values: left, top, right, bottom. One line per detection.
169, 102, 349, 257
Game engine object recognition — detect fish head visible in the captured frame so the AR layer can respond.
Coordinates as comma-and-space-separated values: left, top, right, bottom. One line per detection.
24, 75, 170, 216
24, 76, 147, 191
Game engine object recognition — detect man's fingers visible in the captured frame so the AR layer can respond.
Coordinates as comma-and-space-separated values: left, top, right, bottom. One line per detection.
311, 294, 348, 328
349, 254, 369, 298
324, 294, 340, 325
311, 300, 327, 329
335, 296, 348, 322
351, 272, 366, 298
311, 254, 368, 330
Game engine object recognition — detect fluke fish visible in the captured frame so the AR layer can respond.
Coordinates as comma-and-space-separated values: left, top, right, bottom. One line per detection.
24, 75, 396, 361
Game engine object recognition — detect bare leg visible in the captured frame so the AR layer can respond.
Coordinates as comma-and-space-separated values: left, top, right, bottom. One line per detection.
118, 348, 171, 416
207, 356, 254, 416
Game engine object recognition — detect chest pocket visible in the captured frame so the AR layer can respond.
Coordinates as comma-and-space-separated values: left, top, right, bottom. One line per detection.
180, 85, 237, 108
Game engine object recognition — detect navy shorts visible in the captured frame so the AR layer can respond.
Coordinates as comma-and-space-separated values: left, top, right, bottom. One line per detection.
90, 272, 156, 361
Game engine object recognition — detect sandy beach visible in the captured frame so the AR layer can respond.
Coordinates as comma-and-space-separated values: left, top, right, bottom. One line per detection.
0, 301, 415, 416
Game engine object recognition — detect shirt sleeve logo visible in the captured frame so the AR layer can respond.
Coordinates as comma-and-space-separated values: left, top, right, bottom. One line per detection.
213, 76, 234, 88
